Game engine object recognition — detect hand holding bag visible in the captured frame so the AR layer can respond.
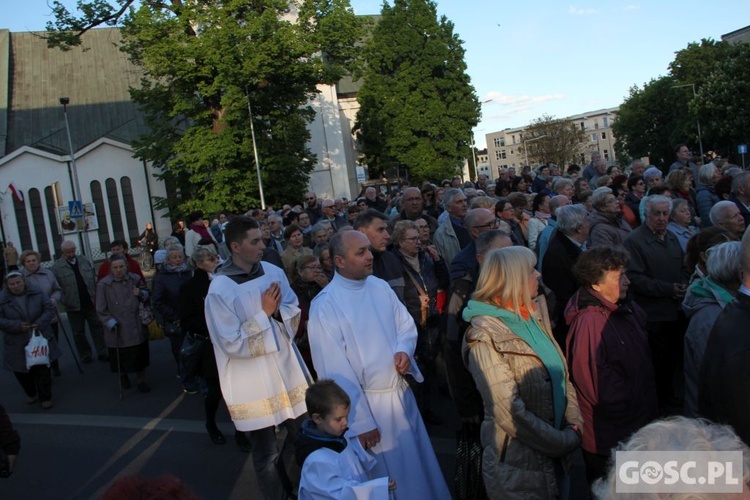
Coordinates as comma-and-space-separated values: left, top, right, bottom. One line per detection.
25, 329, 50, 370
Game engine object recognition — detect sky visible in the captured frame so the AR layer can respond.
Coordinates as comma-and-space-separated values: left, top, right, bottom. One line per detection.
3, 0, 749, 148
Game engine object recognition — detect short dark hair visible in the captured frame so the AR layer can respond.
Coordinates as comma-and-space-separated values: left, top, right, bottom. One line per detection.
353, 209, 387, 230
110, 239, 129, 251
305, 379, 350, 418
476, 229, 512, 255
109, 253, 128, 266
494, 198, 510, 215
283, 224, 302, 240
674, 143, 688, 154
574, 247, 630, 288
224, 216, 260, 252
531, 192, 549, 215
627, 175, 643, 190
187, 211, 204, 224
507, 192, 527, 209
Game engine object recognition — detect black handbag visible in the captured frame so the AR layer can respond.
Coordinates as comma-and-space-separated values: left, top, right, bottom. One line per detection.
454, 422, 487, 500
179, 333, 207, 383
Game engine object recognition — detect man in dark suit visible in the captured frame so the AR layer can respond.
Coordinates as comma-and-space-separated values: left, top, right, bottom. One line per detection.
542, 204, 590, 347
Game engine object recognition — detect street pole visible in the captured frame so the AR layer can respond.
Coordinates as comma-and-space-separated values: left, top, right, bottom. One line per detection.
60, 98, 94, 267
672, 83, 704, 161
245, 92, 266, 210
470, 132, 478, 181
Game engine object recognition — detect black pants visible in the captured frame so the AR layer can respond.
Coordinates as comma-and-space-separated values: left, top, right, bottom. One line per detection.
647, 319, 686, 409
14, 365, 52, 402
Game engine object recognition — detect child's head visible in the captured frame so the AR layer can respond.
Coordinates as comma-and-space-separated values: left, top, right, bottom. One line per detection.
306, 379, 351, 437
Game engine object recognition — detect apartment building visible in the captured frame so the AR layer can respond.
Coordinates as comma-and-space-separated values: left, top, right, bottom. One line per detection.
485, 107, 619, 178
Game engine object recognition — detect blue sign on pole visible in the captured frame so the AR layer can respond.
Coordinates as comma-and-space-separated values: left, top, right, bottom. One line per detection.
739, 144, 748, 154
68, 200, 83, 219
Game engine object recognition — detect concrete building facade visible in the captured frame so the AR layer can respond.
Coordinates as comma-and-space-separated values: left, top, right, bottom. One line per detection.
485, 107, 619, 177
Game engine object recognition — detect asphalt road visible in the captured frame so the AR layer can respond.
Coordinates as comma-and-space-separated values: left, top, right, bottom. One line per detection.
0, 317, 459, 499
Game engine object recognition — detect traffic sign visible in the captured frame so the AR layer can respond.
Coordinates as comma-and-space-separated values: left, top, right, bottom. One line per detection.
739, 144, 748, 154
68, 200, 83, 219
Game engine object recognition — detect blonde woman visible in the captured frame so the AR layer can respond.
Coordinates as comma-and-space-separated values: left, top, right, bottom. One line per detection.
462, 246, 582, 498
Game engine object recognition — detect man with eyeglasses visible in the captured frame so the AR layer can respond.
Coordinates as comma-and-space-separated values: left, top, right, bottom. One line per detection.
449, 208, 497, 283
304, 191, 322, 224
389, 188, 438, 235
320, 199, 347, 232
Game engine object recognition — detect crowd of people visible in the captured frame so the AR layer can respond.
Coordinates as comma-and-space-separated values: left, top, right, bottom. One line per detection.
2, 145, 750, 498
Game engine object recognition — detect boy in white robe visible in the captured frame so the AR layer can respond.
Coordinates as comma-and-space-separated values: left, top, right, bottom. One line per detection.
297, 380, 393, 499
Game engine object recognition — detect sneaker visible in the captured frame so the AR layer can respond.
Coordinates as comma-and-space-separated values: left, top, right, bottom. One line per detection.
137, 382, 151, 393
26, 396, 38, 405
120, 374, 132, 389
41, 401, 54, 410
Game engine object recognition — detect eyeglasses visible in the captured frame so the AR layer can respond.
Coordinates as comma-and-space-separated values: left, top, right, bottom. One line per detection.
306, 197, 316, 201
402, 237, 421, 242
473, 220, 499, 229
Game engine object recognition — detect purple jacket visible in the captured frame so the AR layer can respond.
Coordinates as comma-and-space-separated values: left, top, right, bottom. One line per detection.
565, 287, 658, 455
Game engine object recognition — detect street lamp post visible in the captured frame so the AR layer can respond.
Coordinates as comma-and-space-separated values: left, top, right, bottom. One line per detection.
523, 134, 547, 168
671, 83, 704, 161
245, 92, 266, 210
60, 98, 94, 267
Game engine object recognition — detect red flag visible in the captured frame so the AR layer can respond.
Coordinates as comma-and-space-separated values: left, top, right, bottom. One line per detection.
8, 182, 23, 203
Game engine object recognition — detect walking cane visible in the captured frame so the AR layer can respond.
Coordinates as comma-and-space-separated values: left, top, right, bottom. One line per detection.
54, 310, 84, 374
115, 324, 124, 401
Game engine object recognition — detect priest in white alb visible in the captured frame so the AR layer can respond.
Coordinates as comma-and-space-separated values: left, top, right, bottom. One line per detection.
307, 230, 450, 499
205, 216, 311, 500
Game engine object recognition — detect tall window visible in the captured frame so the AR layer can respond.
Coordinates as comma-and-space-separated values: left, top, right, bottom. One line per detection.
120, 177, 139, 246
13, 194, 32, 252
44, 187, 62, 260
28, 189, 51, 261
90, 181, 111, 252
603, 116, 609, 127
105, 178, 125, 245
601, 132, 607, 139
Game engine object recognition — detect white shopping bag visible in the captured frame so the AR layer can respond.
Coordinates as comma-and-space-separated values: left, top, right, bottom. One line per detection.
25, 329, 50, 370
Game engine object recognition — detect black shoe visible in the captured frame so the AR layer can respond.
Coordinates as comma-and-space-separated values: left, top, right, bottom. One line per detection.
120, 374, 132, 389
206, 423, 227, 445
422, 409, 443, 426
82, 355, 93, 364
137, 382, 151, 393
235, 430, 252, 453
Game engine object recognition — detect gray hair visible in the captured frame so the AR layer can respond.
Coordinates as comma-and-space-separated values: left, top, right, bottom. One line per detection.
709, 200, 737, 226
556, 205, 588, 235
670, 198, 688, 218
549, 195, 569, 215
162, 236, 180, 248
392, 220, 419, 248
311, 222, 328, 236
592, 416, 750, 499
476, 230, 512, 255
590, 187, 614, 211
643, 195, 673, 218
267, 213, 283, 223
442, 188, 464, 207
706, 241, 743, 287
698, 163, 718, 185
552, 178, 574, 194
731, 171, 750, 195
189, 244, 218, 268
470, 196, 495, 210
643, 166, 662, 184
166, 243, 184, 255
464, 208, 492, 230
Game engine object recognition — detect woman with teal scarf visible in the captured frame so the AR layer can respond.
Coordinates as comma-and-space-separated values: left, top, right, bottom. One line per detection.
462, 246, 582, 499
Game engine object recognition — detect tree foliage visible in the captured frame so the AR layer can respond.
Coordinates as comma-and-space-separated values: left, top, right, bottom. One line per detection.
614, 38, 748, 167
46, 0, 363, 217
353, 0, 480, 183
523, 114, 590, 168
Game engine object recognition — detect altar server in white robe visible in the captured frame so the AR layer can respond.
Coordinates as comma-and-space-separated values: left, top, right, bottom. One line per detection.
205, 216, 311, 500
308, 230, 451, 499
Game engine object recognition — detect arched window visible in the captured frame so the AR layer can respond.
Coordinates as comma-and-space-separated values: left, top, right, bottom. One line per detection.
44, 186, 62, 260
12, 193, 32, 252
28, 189, 51, 261
105, 178, 125, 246
120, 177, 139, 246
90, 181, 110, 252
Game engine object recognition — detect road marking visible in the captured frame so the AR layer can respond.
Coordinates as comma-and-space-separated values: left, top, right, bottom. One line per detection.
69, 393, 185, 497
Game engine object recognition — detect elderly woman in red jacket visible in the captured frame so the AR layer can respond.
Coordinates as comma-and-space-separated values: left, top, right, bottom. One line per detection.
564, 247, 658, 483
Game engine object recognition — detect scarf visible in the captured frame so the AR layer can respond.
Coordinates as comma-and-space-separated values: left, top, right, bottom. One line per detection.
463, 299, 567, 429
402, 253, 420, 273
163, 262, 189, 274
190, 222, 211, 240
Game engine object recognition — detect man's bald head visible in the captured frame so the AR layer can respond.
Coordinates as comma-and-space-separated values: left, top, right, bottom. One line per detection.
464, 208, 496, 240
402, 187, 424, 217
330, 229, 373, 280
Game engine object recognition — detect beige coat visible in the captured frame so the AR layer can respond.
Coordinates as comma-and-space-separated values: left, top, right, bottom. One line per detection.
462, 297, 582, 499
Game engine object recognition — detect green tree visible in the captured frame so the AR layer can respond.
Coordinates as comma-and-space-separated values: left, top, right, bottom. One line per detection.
614, 38, 738, 167
46, 0, 362, 217
693, 43, 750, 159
353, 0, 480, 183
523, 114, 590, 168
